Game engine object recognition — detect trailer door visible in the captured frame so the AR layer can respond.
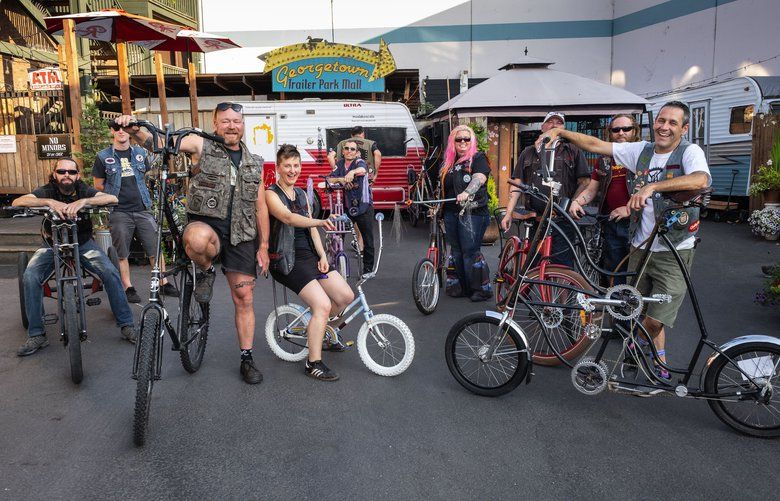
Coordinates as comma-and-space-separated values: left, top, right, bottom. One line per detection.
244, 113, 278, 163
689, 100, 710, 162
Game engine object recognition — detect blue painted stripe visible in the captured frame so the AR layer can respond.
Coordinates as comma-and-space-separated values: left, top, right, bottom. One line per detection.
363, 0, 740, 44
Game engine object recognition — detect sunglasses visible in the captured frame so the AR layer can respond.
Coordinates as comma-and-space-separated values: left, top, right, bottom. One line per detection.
109, 123, 122, 131
215, 102, 243, 113
454, 137, 471, 143
610, 126, 634, 133
56, 169, 79, 175
343, 146, 358, 151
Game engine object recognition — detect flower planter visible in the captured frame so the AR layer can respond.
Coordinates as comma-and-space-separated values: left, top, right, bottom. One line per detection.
482, 219, 500, 245
764, 189, 780, 205
766, 233, 780, 241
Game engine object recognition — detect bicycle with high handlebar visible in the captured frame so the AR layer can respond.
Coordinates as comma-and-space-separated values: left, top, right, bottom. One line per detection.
316, 175, 353, 278
127, 120, 224, 446
265, 212, 415, 376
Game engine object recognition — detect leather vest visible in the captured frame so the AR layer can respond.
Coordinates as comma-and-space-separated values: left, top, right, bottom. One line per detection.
593, 156, 635, 214
521, 143, 577, 213
188, 139, 263, 246
268, 184, 309, 275
628, 140, 699, 246
336, 137, 377, 178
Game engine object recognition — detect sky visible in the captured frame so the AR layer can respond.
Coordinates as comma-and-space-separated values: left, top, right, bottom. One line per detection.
200, 0, 468, 73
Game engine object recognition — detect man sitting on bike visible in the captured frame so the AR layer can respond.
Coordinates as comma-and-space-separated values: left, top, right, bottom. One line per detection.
328, 139, 375, 276
114, 102, 271, 385
266, 144, 353, 381
12, 157, 136, 356
567, 114, 641, 284
539, 101, 711, 381
501, 112, 591, 267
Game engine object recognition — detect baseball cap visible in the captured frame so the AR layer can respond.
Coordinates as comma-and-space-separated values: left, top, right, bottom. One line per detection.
543, 111, 565, 124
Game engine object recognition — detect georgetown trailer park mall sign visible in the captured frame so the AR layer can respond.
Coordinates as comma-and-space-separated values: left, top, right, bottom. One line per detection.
260, 39, 396, 93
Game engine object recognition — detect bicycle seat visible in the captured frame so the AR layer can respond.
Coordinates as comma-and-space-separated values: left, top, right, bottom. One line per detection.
512, 207, 537, 221
662, 187, 713, 207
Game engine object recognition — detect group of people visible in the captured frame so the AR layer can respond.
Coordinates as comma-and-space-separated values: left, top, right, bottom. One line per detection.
12, 98, 710, 386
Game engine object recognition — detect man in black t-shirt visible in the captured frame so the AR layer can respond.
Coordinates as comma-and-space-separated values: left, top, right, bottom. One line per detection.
93, 121, 178, 304
12, 158, 136, 356
501, 112, 591, 266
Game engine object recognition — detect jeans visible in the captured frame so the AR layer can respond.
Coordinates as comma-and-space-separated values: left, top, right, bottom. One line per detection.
23, 239, 134, 337
349, 207, 375, 274
531, 217, 577, 268
601, 218, 630, 285
444, 211, 490, 296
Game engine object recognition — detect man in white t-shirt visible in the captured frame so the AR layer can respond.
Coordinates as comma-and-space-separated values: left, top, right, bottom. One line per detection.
538, 101, 711, 381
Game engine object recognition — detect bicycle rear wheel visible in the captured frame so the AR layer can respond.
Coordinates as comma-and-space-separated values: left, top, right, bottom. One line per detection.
63, 283, 83, 384
265, 304, 310, 362
133, 308, 160, 447
18, 252, 29, 329
704, 342, 780, 437
357, 314, 415, 376
408, 186, 422, 227
412, 258, 439, 314
178, 270, 210, 373
494, 237, 520, 309
512, 267, 594, 366
445, 312, 529, 396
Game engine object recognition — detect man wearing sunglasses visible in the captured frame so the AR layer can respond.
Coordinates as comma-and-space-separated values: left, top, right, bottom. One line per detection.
12, 158, 136, 356
92, 120, 178, 304
114, 102, 270, 385
327, 125, 381, 182
501, 111, 591, 267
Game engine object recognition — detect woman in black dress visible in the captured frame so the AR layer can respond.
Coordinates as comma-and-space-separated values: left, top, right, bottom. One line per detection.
266, 144, 354, 381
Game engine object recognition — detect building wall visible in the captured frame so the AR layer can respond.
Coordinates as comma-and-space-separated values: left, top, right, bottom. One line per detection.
204, 0, 779, 97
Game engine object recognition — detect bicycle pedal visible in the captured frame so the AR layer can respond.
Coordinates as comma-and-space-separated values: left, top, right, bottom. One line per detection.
346, 341, 354, 347
85, 297, 101, 306
43, 314, 59, 325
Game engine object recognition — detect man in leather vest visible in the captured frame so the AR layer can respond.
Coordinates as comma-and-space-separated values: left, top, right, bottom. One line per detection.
327, 125, 382, 182
93, 120, 178, 304
115, 102, 271, 385
501, 112, 591, 267
539, 101, 711, 381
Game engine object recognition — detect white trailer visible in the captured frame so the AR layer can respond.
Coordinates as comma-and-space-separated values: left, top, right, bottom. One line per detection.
647, 76, 780, 197
237, 99, 424, 211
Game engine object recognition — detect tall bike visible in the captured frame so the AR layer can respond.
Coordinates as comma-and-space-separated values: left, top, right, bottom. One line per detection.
317, 175, 353, 278
7, 205, 115, 384
265, 213, 415, 376
129, 120, 223, 446
406, 143, 440, 227
410, 197, 450, 314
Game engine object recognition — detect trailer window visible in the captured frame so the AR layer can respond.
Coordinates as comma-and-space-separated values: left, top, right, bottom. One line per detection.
326, 127, 408, 157
729, 105, 754, 134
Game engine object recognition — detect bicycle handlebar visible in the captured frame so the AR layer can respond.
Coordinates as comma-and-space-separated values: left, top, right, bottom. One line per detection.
4, 204, 115, 218
125, 119, 225, 156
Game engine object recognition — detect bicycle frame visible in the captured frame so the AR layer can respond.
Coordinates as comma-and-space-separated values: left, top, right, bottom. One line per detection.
49, 218, 87, 343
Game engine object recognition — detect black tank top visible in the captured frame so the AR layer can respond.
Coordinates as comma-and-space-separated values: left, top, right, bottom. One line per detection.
271, 186, 314, 251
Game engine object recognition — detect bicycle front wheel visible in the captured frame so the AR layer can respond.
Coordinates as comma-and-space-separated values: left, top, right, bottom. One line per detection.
512, 267, 594, 366
704, 342, 780, 437
357, 314, 415, 376
178, 270, 210, 373
412, 258, 439, 314
494, 237, 520, 309
445, 313, 529, 397
63, 284, 83, 384
133, 309, 160, 447
265, 304, 310, 362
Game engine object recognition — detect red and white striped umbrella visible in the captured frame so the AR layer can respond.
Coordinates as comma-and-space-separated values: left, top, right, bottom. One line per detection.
44, 9, 182, 43
135, 30, 241, 53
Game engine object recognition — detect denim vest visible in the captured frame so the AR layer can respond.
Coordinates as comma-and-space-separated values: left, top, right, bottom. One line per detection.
628, 140, 699, 246
95, 145, 151, 210
334, 158, 372, 216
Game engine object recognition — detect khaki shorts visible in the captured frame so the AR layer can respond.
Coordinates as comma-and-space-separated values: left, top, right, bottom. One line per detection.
628, 247, 695, 328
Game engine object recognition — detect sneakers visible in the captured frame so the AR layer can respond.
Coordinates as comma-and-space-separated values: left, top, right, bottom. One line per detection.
161, 282, 180, 297
194, 267, 216, 304
121, 325, 137, 344
125, 286, 142, 304
470, 290, 492, 302
305, 359, 339, 381
240, 359, 264, 384
17, 335, 49, 356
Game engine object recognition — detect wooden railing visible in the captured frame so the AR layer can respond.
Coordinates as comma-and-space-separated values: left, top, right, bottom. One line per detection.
150, 0, 198, 22
162, 63, 188, 76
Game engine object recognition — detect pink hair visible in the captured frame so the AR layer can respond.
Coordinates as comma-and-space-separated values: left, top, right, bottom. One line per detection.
440, 125, 478, 186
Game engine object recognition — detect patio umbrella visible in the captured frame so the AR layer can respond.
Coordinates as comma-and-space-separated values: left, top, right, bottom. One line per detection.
135, 30, 241, 127
45, 9, 185, 114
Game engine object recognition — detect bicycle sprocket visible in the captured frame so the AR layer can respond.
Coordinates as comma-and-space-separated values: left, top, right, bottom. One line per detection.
571, 357, 609, 395
605, 284, 643, 321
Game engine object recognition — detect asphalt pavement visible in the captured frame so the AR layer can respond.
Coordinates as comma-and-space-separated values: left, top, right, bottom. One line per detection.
0, 218, 778, 500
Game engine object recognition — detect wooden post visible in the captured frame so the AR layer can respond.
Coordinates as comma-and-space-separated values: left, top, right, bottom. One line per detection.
497, 121, 513, 207
62, 19, 82, 160
117, 41, 132, 115
187, 61, 199, 128
154, 52, 169, 125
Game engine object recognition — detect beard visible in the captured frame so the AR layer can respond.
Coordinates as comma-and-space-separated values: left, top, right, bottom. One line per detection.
56, 179, 76, 195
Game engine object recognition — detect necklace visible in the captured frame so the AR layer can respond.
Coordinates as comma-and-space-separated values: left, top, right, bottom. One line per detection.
279, 183, 296, 200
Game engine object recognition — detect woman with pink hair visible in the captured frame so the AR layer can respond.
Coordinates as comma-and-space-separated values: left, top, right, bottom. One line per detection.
439, 125, 492, 301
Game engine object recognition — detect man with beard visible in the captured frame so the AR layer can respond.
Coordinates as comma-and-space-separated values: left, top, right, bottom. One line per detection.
115, 102, 271, 385
12, 157, 136, 356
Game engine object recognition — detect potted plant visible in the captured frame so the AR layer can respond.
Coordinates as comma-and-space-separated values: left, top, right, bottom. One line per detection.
748, 207, 780, 241
748, 134, 780, 206
754, 265, 780, 306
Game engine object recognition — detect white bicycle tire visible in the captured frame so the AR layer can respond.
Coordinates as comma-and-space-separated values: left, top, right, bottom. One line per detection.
357, 314, 415, 376
265, 303, 310, 362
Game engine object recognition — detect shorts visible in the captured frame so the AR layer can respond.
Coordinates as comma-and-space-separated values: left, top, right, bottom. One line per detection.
270, 247, 334, 295
628, 247, 695, 328
187, 216, 259, 277
109, 211, 158, 259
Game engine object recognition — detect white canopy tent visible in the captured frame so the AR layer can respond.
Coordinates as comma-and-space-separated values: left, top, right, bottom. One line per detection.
430, 57, 648, 119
